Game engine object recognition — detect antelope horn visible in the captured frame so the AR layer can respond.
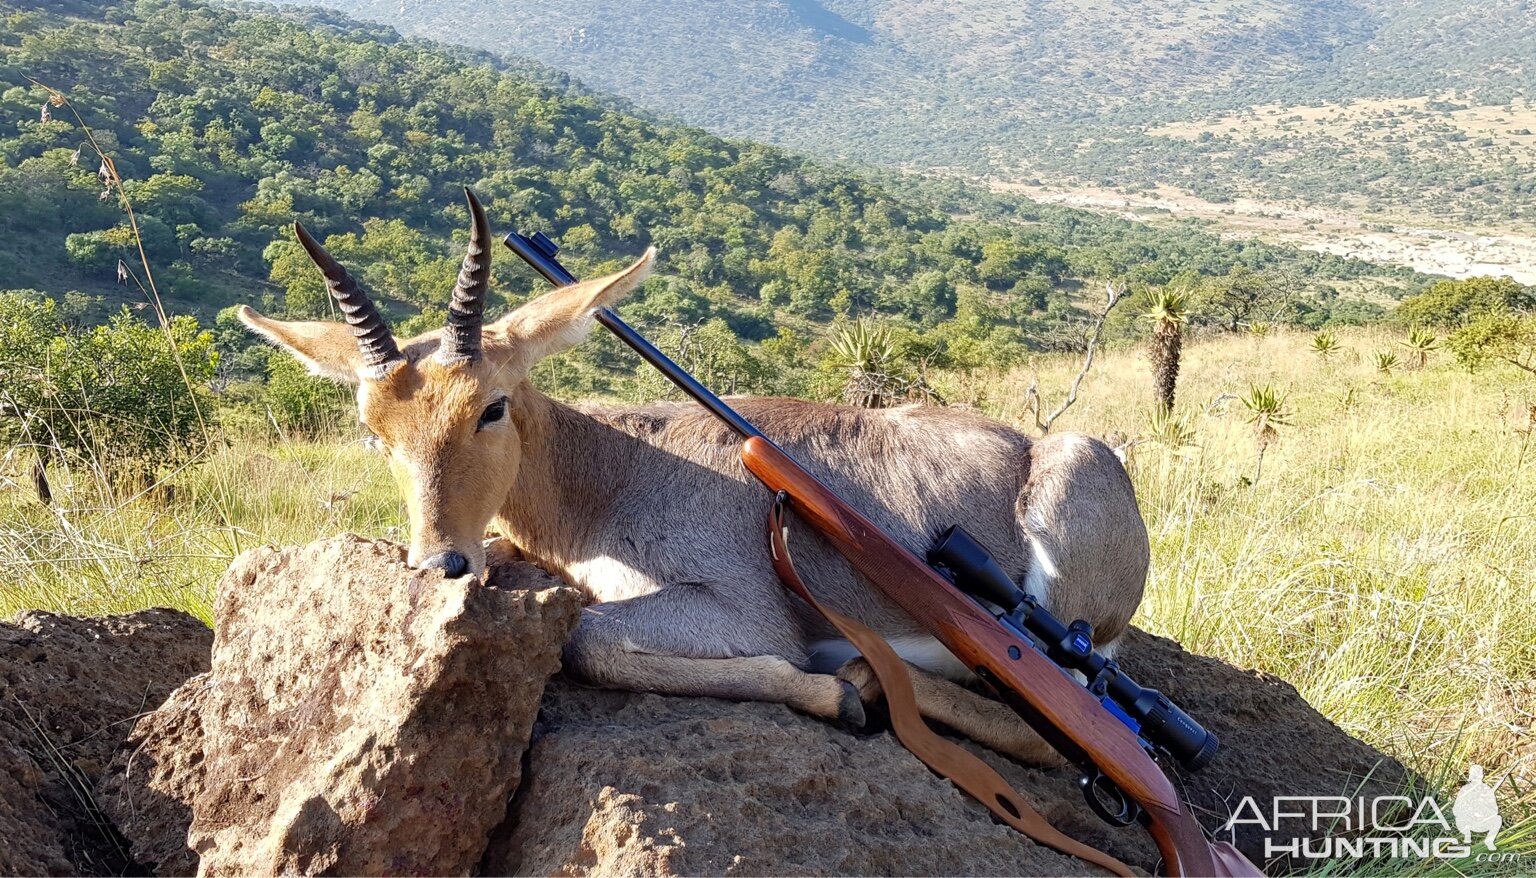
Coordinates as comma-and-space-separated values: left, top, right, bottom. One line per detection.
293, 221, 402, 375
441, 187, 491, 363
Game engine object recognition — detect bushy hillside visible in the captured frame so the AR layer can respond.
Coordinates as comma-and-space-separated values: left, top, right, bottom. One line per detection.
0, 0, 1402, 398
304, 0, 1536, 227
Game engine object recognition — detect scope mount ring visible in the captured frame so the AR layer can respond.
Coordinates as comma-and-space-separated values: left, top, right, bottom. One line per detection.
1086, 658, 1122, 698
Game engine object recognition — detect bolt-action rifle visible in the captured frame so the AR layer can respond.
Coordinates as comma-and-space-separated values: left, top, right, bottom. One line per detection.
505, 230, 1262, 877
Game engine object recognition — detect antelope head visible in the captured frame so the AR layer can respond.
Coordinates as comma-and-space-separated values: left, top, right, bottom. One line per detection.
240, 188, 655, 577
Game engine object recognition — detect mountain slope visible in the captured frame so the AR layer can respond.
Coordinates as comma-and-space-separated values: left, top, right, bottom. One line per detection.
1, 0, 1408, 400
295, 0, 1536, 228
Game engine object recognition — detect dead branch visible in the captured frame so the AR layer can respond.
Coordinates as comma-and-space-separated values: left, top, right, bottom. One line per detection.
1025, 282, 1125, 434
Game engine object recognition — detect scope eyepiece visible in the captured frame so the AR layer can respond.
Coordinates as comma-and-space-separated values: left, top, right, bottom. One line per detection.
1127, 688, 1219, 772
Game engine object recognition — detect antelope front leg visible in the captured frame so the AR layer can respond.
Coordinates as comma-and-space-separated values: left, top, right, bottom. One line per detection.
837, 656, 1063, 766
562, 583, 865, 725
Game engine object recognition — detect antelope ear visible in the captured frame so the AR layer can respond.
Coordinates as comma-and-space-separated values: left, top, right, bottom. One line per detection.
488, 247, 655, 368
238, 305, 365, 384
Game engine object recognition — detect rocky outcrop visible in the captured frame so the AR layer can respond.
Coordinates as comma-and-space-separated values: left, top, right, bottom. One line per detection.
5, 537, 1414, 877
1117, 628, 1414, 870
100, 674, 210, 877
0, 608, 212, 876
485, 629, 1411, 876
181, 535, 582, 876
485, 681, 1108, 877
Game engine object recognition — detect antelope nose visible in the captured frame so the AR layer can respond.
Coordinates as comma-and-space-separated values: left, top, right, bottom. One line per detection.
421, 551, 469, 578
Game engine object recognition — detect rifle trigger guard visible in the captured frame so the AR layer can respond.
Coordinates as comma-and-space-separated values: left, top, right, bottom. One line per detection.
1080, 770, 1140, 827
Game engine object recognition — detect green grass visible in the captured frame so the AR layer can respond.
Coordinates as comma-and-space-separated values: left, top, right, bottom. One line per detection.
1, 325, 1532, 873
0, 436, 401, 622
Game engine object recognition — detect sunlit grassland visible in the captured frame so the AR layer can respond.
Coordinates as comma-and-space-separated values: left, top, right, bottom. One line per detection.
966, 326, 1536, 871
1, 325, 1532, 871
0, 436, 401, 623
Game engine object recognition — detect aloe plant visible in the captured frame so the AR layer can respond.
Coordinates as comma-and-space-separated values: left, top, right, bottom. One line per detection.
830, 320, 901, 408
1143, 286, 1189, 413
1242, 384, 1291, 484
1401, 328, 1440, 369
1310, 331, 1340, 361
1147, 404, 1195, 450
1376, 350, 1401, 376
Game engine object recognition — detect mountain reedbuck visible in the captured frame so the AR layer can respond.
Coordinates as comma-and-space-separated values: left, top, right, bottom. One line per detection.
241, 190, 1150, 763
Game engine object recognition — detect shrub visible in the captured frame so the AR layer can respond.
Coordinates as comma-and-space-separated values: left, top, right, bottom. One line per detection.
1448, 313, 1536, 378
263, 352, 352, 436
1397, 277, 1535, 326
0, 290, 217, 489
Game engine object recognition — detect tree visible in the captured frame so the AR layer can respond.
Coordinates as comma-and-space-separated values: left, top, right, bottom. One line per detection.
123, 173, 208, 227
1397, 277, 1535, 326
1448, 313, 1536, 377
1201, 267, 1299, 332
1025, 283, 1126, 434
0, 291, 217, 496
265, 238, 329, 318
1143, 286, 1188, 412
1198, 265, 1271, 331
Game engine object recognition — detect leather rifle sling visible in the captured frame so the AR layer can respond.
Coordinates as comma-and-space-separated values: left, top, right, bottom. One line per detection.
766, 495, 1135, 878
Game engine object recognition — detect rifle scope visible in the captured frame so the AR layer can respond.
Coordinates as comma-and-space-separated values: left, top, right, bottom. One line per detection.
929, 525, 1219, 773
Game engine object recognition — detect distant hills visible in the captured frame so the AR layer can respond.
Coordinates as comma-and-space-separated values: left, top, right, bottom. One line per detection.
296, 0, 1536, 229
1, 0, 1405, 391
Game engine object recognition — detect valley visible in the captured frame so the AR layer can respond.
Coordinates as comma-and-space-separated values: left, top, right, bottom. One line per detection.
996, 180, 1536, 285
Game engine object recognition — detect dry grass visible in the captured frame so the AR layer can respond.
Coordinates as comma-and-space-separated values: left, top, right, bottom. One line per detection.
954, 326, 1536, 870
0, 436, 400, 622
1, 324, 1532, 872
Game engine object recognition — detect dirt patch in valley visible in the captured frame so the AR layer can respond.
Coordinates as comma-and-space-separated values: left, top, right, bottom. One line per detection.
995, 180, 1536, 285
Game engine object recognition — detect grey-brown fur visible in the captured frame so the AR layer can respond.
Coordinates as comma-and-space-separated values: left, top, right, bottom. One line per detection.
501, 389, 1150, 751
242, 240, 1151, 762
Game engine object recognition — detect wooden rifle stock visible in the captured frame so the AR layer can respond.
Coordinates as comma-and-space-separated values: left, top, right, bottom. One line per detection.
742, 436, 1249, 877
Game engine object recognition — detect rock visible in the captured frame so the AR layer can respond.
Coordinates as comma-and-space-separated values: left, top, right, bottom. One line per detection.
0, 742, 67, 877
1118, 628, 1413, 871
184, 535, 582, 877
76, 540, 1409, 877
484, 629, 1411, 876
0, 608, 212, 876
485, 682, 1108, 877
100, 674, 212, 876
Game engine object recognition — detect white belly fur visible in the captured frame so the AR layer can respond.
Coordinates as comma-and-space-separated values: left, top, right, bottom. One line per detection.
564, 554, 663, 603
808, 634, 975, 681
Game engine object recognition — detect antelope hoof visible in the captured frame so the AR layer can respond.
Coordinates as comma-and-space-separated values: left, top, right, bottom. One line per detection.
836, 657, 883, 703
836, 678, 866, 728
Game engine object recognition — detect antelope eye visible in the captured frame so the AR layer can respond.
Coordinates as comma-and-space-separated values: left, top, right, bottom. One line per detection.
477, 397, 508, 430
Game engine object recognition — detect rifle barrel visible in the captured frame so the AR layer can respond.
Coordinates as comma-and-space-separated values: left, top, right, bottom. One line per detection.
502, 230, 764, 441
594, 309, 765, 441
